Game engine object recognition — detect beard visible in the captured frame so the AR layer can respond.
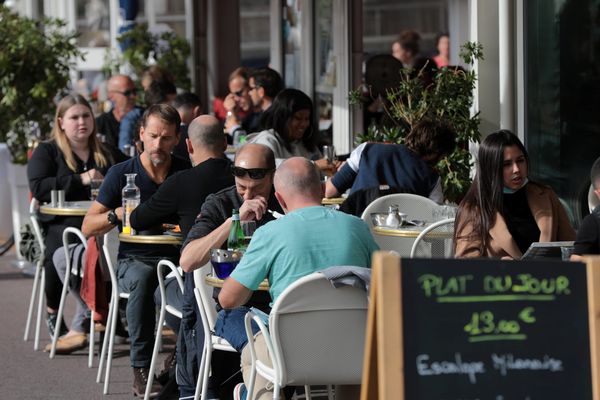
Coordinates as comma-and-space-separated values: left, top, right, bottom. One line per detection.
149, 151, 167, 166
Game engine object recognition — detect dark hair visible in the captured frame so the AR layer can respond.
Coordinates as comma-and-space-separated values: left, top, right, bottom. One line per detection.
173, 92, 202, 110
454, 130, 529, 253
144, 80, 177, 106
591, 157, 600, 189
394, 30, 421, 56
404, 119, 456, 163
435, 32, 449, 48
260, 88, 316, 152
250, 67, 284, 99
141, 103, 181, 133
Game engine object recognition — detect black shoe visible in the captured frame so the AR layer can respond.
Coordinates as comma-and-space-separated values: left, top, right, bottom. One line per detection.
156, 348, 177, 385
132, 367, 161, 398
46, 312, 68, 338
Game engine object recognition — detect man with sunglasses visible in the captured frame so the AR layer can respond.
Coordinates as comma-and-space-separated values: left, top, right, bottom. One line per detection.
96, 74, 138, 148
179, 143, 282, 396
225, 68, 284, 144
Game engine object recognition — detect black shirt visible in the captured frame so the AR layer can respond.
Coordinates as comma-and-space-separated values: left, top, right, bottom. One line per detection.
503, 186, 541, 253
130, 157, 235, 239
574, 208, 600, 255
96, 154, 192, 259
96, 111, 120, 148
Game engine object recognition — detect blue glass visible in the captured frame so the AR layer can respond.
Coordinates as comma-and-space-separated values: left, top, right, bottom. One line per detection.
211, 260, 239, 279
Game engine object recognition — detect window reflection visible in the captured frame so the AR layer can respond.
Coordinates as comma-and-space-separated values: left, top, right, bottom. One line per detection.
76, 0, 110, 47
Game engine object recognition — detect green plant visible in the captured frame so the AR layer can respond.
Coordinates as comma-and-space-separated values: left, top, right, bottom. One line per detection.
349, 42, 484, 203
0, 6, 83, 164
103, 23, 191, 91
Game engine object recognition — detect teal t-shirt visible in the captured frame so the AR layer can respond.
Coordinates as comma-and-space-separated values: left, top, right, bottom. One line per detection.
230, 206, 379, 304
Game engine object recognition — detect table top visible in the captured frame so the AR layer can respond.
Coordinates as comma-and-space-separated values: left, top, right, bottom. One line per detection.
118, 232, 183, 245
322, 197, 345, 205
372, 224, 454, 239
39, 201, 92, 216
205, 274, 270, 291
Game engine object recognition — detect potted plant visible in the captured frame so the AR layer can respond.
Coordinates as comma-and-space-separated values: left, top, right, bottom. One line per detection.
103, 23, 191, 91
350, 42, 484, 204
0, 5, 82, 263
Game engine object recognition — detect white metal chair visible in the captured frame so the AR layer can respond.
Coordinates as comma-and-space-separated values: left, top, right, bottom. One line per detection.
145, 259, 185, 400
49, 227, 96, 367
24, 198, 46, 351
193, 264, 237, 400
589, 184, 600, 213
409, 218, 455, 258
243, 272, 369, 400
361, 193, 440, 255
96, 228, 129, 395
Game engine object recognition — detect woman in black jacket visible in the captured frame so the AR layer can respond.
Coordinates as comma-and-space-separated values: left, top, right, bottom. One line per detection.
28, 94, 126, 351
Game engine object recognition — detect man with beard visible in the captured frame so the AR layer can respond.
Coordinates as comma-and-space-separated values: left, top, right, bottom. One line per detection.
82, 103, 191, 398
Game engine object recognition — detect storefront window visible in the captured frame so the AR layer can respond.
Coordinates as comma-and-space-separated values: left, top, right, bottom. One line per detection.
240, 0, 270, 67
76, 0, 110, 47
525, 0, 600, 221
315, 0, 334, 137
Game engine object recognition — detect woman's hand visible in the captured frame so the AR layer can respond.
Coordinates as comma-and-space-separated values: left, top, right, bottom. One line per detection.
80, 168, 104, 186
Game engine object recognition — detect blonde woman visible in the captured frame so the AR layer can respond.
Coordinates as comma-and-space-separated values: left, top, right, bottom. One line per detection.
27, 93, 126, 353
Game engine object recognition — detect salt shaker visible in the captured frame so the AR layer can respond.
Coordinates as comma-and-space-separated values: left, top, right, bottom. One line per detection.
385, 205, 402, 228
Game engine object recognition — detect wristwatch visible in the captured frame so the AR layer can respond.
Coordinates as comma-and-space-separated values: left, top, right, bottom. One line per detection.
107, 209, 119, 225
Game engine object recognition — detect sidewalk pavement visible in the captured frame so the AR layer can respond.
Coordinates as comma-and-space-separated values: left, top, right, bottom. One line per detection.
0, 249, 172, 400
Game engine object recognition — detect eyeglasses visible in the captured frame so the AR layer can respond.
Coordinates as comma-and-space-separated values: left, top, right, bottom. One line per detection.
249, 85, 260, 92
231, 166, 274, 180
112, 89, 137, 97
232, 89, 245, 97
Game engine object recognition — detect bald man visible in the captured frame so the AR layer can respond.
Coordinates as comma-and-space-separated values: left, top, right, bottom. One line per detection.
96, 74, 138, 147
216, 157, 378, 400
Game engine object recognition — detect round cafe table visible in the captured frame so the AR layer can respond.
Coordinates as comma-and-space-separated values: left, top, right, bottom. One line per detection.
118, 233, 183, 245
371, 223, 453, 256
39, 200, 92, 216
205, 274, 270, 291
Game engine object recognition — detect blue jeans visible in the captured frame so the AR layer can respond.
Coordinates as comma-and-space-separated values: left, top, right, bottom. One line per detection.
214, 307, 260, 353
117, 256, 163, 368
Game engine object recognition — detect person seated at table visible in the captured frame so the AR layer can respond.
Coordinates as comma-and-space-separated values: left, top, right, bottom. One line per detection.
129, 114, 233, 341
218, 157, 379, 400
179, 143, 283, 399
246, 88, 336, 175
571, 157, 600, 261
27, 93, 126, 353
82, 103, 191, 398
454, 130, 575, 259
324, 119, 456, 203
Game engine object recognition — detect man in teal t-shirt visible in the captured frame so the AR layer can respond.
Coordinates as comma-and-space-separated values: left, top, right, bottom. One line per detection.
219, 157, 378, 400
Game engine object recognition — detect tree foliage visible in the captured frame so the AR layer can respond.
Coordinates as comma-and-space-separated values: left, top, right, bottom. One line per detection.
0, 6, 82, 164
350, 42, 484, 203
103, 23, 191, 91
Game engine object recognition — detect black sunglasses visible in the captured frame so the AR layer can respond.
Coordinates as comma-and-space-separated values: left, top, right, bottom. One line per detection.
233, 89, 245, 97
231, 166, 274, 179
113, 89, 137, 97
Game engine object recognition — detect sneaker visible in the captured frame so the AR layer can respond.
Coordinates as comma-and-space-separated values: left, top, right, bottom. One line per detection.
44, 333, 88, 354
233, 382, 247, 400
132, 367, 161, 398
46, 312, 68, 338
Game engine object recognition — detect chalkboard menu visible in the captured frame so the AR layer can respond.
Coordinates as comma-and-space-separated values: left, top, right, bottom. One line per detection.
360, 252, 600, 400
402, 258, 591, 400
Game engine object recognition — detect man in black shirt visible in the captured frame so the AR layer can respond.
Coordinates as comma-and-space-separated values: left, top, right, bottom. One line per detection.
96, 74, 138, 148
573, 157, 600, 260
82, 104, 191, 398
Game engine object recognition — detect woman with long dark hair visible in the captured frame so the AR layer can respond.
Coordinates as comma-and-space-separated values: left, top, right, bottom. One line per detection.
28, 93, 125, 352
246, 88, 333, 173
453, 130, 575, 258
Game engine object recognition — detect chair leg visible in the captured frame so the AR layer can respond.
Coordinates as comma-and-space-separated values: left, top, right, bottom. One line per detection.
50, 258, 72, 359
303, 385, 311, 400
145, 306, 165, 400
103, 295, 120, 394
88, 311, 95, 368
34, 268, 45, 351
201, 342, 214, 400
194, 341, 208, 400
96, 297, 115, 383
273, 382, 280, 400
24, 258, 43, 341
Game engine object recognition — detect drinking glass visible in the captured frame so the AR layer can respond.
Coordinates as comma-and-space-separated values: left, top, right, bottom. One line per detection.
323, 145, 336, 164
90, 178, 103, 201
242, 221, 257, 247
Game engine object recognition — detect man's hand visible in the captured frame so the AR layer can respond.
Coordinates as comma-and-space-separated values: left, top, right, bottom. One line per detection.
239, 196, 267, 221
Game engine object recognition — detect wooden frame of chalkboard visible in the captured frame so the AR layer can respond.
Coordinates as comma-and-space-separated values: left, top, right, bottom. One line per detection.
361, 252, 600, 400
